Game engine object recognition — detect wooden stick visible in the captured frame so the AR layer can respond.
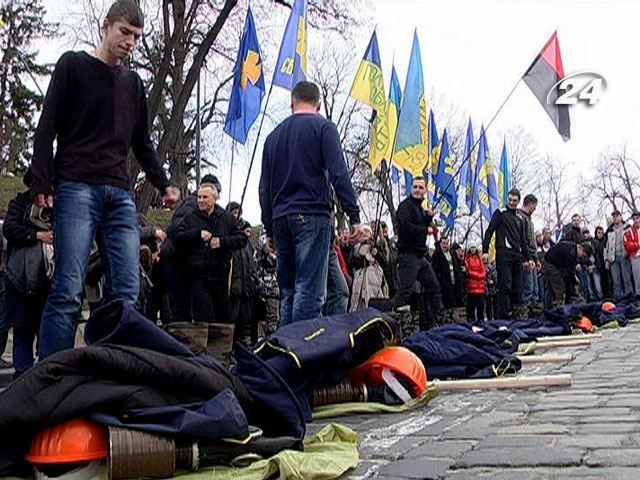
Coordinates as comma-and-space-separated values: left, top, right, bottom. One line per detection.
429, 374, 571, 391
534, 339, 592, 349
517, 354, 574, 364
536, 333, 602, 343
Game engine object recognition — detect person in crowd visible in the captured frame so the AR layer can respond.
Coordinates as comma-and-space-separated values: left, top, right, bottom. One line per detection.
380, 221, 398, 297
324, 232, 351, 316
255, 234, 280, 337
338, 227, 354, 287
544, 241, 592, 308
604, 210, 634, 298
562, 213, 583, 244
173, 183, 246, 326
3, 172, 53, 377
484, 259, 499, 320
259, 81, 362, 325
583, 227, 604, 301
31, 0, 180, 358
229, 219, 258, 348
594, 225, 612, 298
518, 194, 539, 313
0, 214, 11, 368
576, 228, 592, 300
464, 245, 486, 326
349, 225, 388, 311
482, 188, 532, 319
162, 173, 221, 323
623, 212, 640, 296
535, 231, 546, 306
390, 176, 443, 330
138, 213, 167, 321
432, 237, 465, 315
542, 227, 555, 253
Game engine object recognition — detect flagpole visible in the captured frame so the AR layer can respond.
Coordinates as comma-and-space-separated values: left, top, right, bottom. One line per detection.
229, 140, 236, 203
239, 83, 274, 208
432, 75, 524, 211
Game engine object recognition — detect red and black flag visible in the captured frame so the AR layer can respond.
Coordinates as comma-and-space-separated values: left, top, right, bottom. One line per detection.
523, 32, 570, 141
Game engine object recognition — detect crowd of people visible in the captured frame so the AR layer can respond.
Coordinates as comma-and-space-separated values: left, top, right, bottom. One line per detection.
0, 0, 639, 382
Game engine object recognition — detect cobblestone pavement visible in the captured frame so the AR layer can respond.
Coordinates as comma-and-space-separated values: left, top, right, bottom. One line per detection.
311, 323, 640, 479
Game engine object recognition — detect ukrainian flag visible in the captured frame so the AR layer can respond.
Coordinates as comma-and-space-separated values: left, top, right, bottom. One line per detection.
223, 8, 265, 144
272, 0, 307, 91
350, 30, 389, 171
434, 129, 457, 231
387, 64, 402, 162
475, 125, 500, 222
426, 109, 440, 204
392, 31, 428, 177
498, 139, 510, 208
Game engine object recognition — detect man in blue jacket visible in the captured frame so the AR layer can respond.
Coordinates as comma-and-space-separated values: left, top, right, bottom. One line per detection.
259, 81, 363, 325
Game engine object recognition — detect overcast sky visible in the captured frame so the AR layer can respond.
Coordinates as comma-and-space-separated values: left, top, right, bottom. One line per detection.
37, 0, 640, 226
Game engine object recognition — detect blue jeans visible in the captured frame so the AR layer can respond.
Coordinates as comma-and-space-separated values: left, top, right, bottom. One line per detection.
611, 257, 633, 299
323, 246, 349, 316
588, 271, 603, 300
39, 181, 140, 358
0, 272, 8, 355
520, 269, 538, 306
536, 272, 545, 304
273, 214, 331, 325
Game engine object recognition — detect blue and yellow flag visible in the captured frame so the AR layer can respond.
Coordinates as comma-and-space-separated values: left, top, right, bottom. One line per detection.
224, 8, 265, 144
475, 125, 500, 222
498, 139, 510, 208
350, 30, 389, 171
425, 109, 440, 204
387, 64, 402, 162
392, 31, 428, 177
272, 0, 307, 91
434, 129, 457, 230
459, 118, 477, 213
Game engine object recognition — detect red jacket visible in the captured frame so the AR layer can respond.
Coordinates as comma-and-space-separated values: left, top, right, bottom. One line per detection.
465, 254, 487, 295
623, 226, 640, 259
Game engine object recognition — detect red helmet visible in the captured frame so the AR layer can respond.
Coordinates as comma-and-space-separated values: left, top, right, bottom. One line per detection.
601, 301, 616, 312
25, 418, 108, 465
350, 346, 427, 397
575, 316, 593, 333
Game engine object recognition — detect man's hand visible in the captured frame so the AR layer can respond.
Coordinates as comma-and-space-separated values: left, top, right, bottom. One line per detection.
536, 261, 542, 271
266, 237, 276, 254
34, 194, 53, 209
425, 207, 435, 217
162, 186, 181, 209
36, 231, 54, 245
528, 260, 536, 270
482, 253, 489, 263
154, 228, 167, 242
349, 224, 365, 245
588, 265, 595, 274
605, 261, 610, 270
201, 230, 212, 242
575, 264, 582, 273
210, 237, 221, 249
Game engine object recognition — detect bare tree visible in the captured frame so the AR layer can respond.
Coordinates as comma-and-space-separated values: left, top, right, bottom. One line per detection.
536, 155, 579, 229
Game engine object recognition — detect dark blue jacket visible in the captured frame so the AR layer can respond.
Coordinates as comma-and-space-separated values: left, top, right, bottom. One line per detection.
259, 113, 360, 236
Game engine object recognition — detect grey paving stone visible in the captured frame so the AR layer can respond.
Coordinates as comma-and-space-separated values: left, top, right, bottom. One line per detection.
444, 469, 543, 480
497, 423, 572, 435
557, 433, 631, 448
477, 435, 558, 448
585, 448, 640, 467
404, 440, 476, 459
456, 446, 584, 468
377, 457, 454, 479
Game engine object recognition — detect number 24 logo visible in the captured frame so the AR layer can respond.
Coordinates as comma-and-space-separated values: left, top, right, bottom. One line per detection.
547, 71, 607, 106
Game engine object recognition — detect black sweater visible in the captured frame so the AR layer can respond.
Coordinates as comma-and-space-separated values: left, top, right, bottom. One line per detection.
482, 208, 530, 260
545, 240, 578, 272
396, 197, 432, 255
31, 51, 169, 196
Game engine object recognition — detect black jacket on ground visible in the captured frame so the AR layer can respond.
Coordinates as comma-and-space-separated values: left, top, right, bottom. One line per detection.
431, 244, 465, 308
174, 204, 246, 280
396, 196, 432, 255
482, 208, 530, 260
545, 240, 578, 273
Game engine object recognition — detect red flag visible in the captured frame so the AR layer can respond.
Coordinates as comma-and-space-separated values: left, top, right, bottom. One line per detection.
523, 32, 570, 141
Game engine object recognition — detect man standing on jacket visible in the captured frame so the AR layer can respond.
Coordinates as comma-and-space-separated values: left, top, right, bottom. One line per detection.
32, 0, 180, 358
174, 184, 246, 324
604, 210, 633, 298
391, 176, 443, 330
623, 212, 640, 295
259, 81, 362, 325
482, 188, 532, 319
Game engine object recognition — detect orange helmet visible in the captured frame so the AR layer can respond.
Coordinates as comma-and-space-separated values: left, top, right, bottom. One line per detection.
350, 346, 427, 397
25, 418, 108, 465
601, 301, 616, 312
575, 316, 593, 333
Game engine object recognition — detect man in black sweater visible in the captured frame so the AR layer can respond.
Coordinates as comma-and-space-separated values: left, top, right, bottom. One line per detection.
482, 188, 532, 319
31, 0, 180, 358
391, 176, 443, 330
544, 241, 591, 308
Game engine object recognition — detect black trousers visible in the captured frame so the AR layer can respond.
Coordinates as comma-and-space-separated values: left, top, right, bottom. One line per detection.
191, 277, 229, 324
230, 295, 256, 348
496, 253, 523, 319
544, 262, 566, 309
164, 257, 192, 323
466, 294, 485, 324
392, 252, 443, 330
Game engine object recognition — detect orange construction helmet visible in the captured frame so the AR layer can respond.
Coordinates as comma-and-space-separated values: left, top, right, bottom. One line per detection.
25, 418, 108, 465
601, 301, 616, 312
350, 346, 427, 398
575, 316, 593, 333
